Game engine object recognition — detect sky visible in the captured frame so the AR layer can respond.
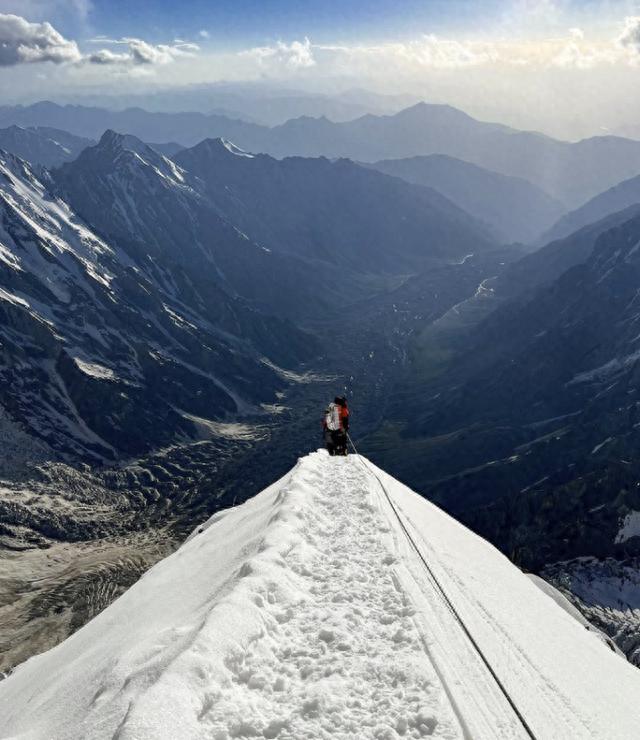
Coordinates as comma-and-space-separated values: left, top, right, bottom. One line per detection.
1, 0, 640, 139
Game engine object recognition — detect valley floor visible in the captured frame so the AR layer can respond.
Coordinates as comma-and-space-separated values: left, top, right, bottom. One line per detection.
2, 452, 640, 739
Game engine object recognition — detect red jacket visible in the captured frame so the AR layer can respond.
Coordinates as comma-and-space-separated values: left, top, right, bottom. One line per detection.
340, 405, 349, 431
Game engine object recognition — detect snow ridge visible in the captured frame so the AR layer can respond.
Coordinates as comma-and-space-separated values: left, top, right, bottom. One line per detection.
1, 452, 640, 739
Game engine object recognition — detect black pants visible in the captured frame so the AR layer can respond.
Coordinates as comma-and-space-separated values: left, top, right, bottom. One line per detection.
331, 430, 347, 456
324, 429, 335, 455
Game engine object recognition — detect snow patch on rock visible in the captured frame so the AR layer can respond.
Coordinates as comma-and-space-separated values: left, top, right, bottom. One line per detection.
615, 511, 640, 544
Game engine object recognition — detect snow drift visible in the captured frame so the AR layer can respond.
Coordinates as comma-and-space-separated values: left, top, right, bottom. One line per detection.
1, 451, 640, 739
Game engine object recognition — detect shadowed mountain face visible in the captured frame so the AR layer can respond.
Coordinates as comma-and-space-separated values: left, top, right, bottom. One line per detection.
491, 204, 640, 303
368, 154, 565, 244
0, 126, 93, 168
366, 210, 640, 573
172, 139, 497, 272
53, 133, 336, 321
5, 101, 640, 207
56, 133, 498, 318
0, 129, 506, 462
544, 173, 640, 244
0, 147, 316, 460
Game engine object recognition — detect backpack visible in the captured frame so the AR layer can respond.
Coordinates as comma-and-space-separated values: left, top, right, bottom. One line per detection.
325, 402, 341, 431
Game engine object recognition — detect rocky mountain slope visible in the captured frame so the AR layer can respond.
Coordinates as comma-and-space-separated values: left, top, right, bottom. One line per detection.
543, 557, 640, 667
369, 153, 565, 244
0, 126, 93, 169
172, 138, 496, 273
0, 147, 315, 460
361, 206, 640, 659
56, 133, 498, 319
544, 172, 640, 244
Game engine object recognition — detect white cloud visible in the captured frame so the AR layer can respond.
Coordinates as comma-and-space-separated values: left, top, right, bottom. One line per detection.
241, 37, 316, 70
86, 48, 130, 65
386, 35, 497, 69
87, 38, 199, 67
0, 12, 80, 65
238, 26, 640, 78
618, 15, 640, 53
198, 29, 210, 39
241, 35, 500, 77
0, 13, 199, 70
551, 41, 606, 68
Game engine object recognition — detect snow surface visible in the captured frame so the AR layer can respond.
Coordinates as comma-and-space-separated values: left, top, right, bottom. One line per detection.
615, 510, 640, 543
526, 574, 622, 656
1, 452, 640, 739
221, 139, 255, 158
72, 358, 118, 381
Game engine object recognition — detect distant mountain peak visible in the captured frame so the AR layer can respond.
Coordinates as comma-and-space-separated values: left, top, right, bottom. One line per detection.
396, 101, 468, 118
189, 137, 255, 160
97, 129, 148, 154
91, 129, 187, 183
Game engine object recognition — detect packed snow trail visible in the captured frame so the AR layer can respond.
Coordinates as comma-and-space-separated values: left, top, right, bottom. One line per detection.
2, 452, 640, 739
195, 454, 465, 739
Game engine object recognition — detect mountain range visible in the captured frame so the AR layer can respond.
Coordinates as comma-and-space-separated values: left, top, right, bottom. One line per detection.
369, 154, 565, 243
0, 128, 514, 668
0, 125, 93, 169
55, 132, 496, 318
56, 85, 419, 125
5, 101, 640, 208
3, 97, 640, 675
543, 172, 640, 244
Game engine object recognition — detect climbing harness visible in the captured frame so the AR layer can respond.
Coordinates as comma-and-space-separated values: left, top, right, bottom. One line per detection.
345, 432, 537, 740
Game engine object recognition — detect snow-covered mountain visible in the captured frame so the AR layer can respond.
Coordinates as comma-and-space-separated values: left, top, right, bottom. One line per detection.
543, 557, 640, 667
1, 452, 638, 739
55, 132, 498, 318
0, 131, 512, 669
0, 147, 315, 459
0, 126, 93, 168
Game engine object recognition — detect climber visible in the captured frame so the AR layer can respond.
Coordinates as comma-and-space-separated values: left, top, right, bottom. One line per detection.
323, 396, 349, 456
322, 405, 335, 456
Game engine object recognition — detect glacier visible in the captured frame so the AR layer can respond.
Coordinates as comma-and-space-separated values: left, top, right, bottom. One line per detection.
1, 451, 639, 739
